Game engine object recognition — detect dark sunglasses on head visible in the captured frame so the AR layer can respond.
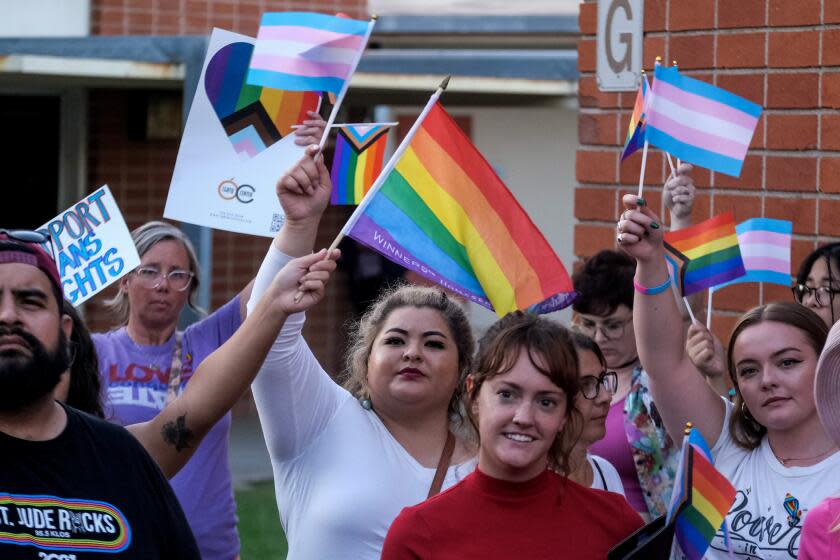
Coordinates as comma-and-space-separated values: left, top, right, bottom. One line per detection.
0, 229, 56, 260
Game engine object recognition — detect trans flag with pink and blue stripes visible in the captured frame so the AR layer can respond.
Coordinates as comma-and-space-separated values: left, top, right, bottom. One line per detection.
717, 218, 792, 288
645, 64, 762, 177
246, 12, 372, 94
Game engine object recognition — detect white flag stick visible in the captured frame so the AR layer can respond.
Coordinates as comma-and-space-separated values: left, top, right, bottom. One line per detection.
683, 296, 698, 325
317, 17, 378, 152
637, 140, 650, 198
706, 287, 714, 330
326, 76, 451, 252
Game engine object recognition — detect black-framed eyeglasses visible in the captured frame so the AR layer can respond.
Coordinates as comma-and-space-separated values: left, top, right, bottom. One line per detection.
580, 370, 618, 400
792, 284, 840, 307
574, 316, 632, 341
133, 266, 195, 291
0, 229, 56, 260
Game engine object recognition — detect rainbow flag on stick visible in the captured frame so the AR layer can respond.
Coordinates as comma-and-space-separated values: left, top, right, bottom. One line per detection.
667, 426, 737, 560
664, 212, 746, 296
339, 96, 575, 315
247, 12, 373, 94
645, 64, 762, 177
330, 123, 393, 205
621, 74, 650, 161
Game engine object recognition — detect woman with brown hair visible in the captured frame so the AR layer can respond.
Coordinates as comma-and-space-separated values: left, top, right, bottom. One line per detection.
381, 312, 642, 559
246, 147, 478, 559
618, 194, 840, 559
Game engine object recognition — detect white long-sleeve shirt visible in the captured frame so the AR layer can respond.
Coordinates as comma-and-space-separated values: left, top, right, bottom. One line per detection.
247, 245, 476, 560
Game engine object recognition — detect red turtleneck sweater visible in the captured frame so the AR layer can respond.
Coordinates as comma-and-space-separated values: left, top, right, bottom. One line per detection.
382, 468, 643, 560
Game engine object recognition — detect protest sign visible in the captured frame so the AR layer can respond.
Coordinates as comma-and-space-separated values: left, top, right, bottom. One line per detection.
164, 28, 321, 237
38, 185, 140, 306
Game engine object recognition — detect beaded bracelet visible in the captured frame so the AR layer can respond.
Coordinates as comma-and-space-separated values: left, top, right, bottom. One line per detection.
633, 277, 672, 295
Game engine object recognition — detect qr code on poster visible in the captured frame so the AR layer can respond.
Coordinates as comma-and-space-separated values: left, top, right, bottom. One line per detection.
270, 213, 285, 233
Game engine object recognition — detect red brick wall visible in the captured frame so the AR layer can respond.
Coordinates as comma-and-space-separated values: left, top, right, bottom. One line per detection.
82, 1, 366, 392
91, 0, 368, 35
576, 0, 840, 341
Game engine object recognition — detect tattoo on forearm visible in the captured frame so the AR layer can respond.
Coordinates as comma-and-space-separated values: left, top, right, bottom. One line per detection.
161, 414, 194, 452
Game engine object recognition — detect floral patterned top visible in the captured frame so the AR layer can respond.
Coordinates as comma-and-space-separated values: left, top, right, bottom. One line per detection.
623, 366, 680, 517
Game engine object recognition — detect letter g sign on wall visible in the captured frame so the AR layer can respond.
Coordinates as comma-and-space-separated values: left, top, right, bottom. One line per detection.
596, 0, 644, 91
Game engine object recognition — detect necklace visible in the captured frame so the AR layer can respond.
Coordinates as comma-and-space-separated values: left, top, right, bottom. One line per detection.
771, 443, 838, 466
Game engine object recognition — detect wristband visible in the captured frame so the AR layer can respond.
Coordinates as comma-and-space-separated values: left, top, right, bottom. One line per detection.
633, 277, 671, 295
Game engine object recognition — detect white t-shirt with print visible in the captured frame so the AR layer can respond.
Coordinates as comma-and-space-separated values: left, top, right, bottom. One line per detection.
700, 399, 840, 560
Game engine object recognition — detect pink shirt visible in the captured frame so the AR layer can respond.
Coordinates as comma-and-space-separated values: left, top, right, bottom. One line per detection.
588, 397, 647, 513
799, 496, 840, 560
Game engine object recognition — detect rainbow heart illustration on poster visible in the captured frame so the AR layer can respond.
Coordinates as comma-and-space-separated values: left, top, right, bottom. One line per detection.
204, 41, 320, 160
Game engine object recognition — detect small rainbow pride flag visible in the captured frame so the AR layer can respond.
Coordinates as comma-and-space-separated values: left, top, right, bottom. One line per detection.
664, 212, 746, 296
343, 101, 575, 315
621, 74, 649, 161
646, 64, 762, 177
666, 426, 737, 560
330, 123, 392, 205
247, 12, 372, 94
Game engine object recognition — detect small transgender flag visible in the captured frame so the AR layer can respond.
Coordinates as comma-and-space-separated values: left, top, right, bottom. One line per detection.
621, 74, 650, 161
247, 12, 372, 94
716, 218, 793, 288
645, 64, 762, 177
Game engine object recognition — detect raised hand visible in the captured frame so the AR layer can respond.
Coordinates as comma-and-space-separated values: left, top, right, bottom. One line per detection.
263, 248, 341, 315
616, 194, 664, 263
686, 322, 727, 381
276, 144, 332, 227
664, 163, 696, 227
294, 111, 327, 147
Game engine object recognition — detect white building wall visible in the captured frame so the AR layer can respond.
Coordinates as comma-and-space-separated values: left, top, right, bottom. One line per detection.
0, 0, 90, 37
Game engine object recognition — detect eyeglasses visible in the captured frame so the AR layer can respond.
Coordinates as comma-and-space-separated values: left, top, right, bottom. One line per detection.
580, 370, 618, 400
133, 266, 195, 291
792, 284, 840, 307
0, 229, 55, 260
574, 316, 632, 341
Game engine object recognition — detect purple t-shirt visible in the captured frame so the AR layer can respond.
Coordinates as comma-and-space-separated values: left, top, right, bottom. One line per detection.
588, 397, 647, 513
93, 296, 242, 560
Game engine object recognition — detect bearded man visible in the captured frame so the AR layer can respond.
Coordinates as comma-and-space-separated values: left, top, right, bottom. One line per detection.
0, 231, 199, 560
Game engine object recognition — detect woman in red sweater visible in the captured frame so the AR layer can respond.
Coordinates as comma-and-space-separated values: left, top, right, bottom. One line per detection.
382, 312, 643, 560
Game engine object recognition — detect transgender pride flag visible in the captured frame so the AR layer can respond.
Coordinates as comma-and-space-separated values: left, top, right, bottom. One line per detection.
717, 218, 792, 288
646, 64, 762, 177
247, 12, 372, 94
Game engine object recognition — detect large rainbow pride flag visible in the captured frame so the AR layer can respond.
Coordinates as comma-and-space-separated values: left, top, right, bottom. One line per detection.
330, 123, 391, 205
646, 64, 761, 177
664, 212, 746, 296
247, 12, 371, 94
666, 426, 737, 560
204, 41, 320, 159
344, 102, 575, 315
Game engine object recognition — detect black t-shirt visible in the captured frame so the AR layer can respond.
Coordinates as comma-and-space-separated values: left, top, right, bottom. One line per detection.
0, 404, 200, 559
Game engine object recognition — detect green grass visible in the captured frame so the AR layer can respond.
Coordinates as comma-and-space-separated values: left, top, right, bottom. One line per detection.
236, 481, 288, 559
